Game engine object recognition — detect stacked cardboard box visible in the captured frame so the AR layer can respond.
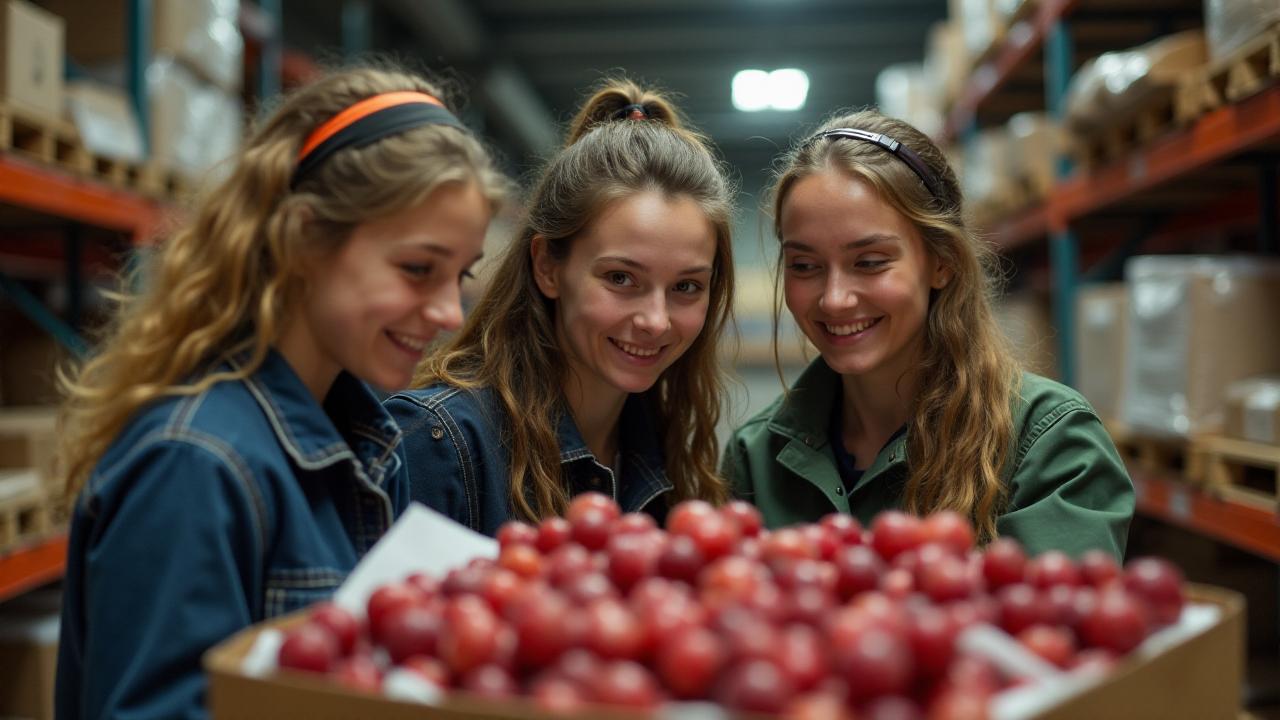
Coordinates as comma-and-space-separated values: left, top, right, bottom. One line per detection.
0, 0, 64, 119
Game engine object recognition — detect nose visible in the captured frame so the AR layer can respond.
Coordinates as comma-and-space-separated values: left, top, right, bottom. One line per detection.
422, 282, 465, 333
818, 270, 857, 314
633, 290, 671, 336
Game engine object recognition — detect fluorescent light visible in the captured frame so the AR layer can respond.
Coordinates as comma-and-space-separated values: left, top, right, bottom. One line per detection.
732, 68, 809, 112
732, 69, 772, 112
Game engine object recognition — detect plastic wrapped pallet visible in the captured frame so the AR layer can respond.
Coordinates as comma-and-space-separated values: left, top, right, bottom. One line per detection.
1101, 30, 1206, 112
961, 128, 1017, 222
1205, 0, 1280, 63
950, 0, 1003, 60
876, 63, 943, 139
147, 57, 242, 181
995, 291, 1058, 380
1224, 376, 1280, 444
63, 80, 145, 163
925, 21, 969, 106
1075, 284, 1127, 424
1123, 256, 1280, 438
44, 0, 242, 91
1006, 112, 1059, 199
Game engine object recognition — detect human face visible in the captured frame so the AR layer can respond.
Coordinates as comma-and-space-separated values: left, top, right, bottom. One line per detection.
533, 191, 717, 403
292, 181, 490, 396
779, 170, 949, 382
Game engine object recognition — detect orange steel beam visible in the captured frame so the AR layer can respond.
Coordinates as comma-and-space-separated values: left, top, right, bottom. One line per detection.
0, 156, 168, 244
0, 534, 68, 602
1132, 468, 1280, 563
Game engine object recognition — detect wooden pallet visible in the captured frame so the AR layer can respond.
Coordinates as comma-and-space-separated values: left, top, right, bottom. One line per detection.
1176, 23, 1280, 122
1104, 420, 1206, 479
1072, 82, 1182, 169
0, 470, 52, 551
1194, 435, 1280, 510
0, 102, 90, 173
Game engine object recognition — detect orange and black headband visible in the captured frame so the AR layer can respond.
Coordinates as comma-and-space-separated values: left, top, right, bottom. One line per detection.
292, 91, 466, 187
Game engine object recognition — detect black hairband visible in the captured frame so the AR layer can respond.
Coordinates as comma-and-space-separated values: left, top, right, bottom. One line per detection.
612, 103, 650, 120
291, 103, 467, 188
805, 128, 944, 200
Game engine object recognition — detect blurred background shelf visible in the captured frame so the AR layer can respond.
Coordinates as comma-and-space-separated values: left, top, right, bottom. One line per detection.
0, 534, 66, 604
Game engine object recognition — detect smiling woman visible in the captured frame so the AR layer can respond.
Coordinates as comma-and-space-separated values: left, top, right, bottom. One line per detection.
386, 78, 737, 534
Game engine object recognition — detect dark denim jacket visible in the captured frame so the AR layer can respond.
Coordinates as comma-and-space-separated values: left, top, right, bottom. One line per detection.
56, 350, 408, 720
385, 384, 673, 536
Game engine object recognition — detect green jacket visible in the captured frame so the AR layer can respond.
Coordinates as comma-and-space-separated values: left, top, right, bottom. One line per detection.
722, 359, 1134, 560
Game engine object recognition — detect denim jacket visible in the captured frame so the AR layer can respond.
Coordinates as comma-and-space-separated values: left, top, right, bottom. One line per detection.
56, 350, 408, 720
385, 383, 674, 536
723, 358, 1134, 560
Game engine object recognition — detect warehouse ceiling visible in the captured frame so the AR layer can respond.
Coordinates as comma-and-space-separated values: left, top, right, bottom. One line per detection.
283, 0, 946, 188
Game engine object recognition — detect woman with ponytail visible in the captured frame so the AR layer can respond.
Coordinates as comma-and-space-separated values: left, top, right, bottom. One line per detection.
723, 109, 1132, 559
55, 66, 505, 718
386, 79, 736, 533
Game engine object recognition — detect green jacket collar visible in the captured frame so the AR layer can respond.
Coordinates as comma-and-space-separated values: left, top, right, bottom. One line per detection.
766, 358, 908, 498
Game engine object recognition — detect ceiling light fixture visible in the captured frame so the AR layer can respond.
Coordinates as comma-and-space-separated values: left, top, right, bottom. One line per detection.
732, 68, 809, 112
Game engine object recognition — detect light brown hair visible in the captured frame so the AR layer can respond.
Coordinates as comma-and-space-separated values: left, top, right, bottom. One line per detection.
58, 65, 507, 502
418, 78, 736, 521
771, 108, 1020, 542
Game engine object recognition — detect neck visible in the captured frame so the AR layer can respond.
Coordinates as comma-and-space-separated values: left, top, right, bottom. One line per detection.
561, 369, 627, 464
274, 317, 340, 403
838, 339, 923, 448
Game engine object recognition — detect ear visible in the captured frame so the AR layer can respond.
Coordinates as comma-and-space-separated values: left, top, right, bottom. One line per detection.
930, 257, 953, 290
530, 234, 561, 299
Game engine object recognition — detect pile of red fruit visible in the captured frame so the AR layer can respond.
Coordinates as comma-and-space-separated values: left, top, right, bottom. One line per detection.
276, 495, 1186, 719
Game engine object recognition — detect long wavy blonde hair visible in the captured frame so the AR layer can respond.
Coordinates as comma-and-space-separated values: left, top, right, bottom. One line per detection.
771, 109, 1020, 542
58, 65, 506, 502
417, 79, 736, 521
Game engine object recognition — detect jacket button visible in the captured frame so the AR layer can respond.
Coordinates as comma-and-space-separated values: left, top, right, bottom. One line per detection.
430, 426, 444, 440
835, 486, 844, 496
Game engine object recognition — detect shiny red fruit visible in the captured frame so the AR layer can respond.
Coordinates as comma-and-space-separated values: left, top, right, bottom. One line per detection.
761, 527, 818, 564
656, 534, 707, 584
656, 625, 726, 699
667, 500, 717, 535
530, 675, 588, 713
606, 530, 662, 591
723, 500, 764, 537
981, 537, 1027, 589
870, 511, 925, 562
717, 658, 797, 714
907, 605, 958, 678
612, 512, 657, 535
1026, 550, 1082, 589
918, 554, 975, 603
863, 695, 925, 720
278, 623, 340, 674
404, 572, 440, 599
544, 544, 594, 587
329, 654, 381, 692
921, 511, 975, 555
366, 582, 427, 644
535, 517, 572, 553
1080, 588, 1151, 654
437, 596, 505, 675
1079, 550, 1121, 587
569, 506, 614, 550
379, 604, 442, 664
584, 598, 648, 661
401, 655, 449, 687
496, 520, 538, 549
461, 663, 518, 699
308, 603, 359, 657
834, 544, 886, 600
1123, 556, 1185, 626
834, 627, 914, 701
778, 624, 829, 691
497, 543, 543, 579
997, 583, 1049, 635
820, 513, 865, 546
680, 511, 740, 561
595, 660, 661, 708
1018, 624, 1077, 668
567, 491, 621, 524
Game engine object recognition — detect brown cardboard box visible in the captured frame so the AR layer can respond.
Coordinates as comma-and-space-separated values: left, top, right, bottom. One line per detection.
204, 585, 1244, 720
43, 0, 243, 91
0, 405, 57, 490
0, 0, 64, 118
1224, 376, 1280, 445
1006, 112, 1060, 200
995, 290, 1058, 380
0, 314, 66, 407
1075, 284, 1127, 423
0, 592, 60, 720
1123, 256, 1280, 438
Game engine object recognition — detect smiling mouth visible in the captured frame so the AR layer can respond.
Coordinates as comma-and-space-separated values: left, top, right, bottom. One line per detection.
609, 338, 662, 358
821, 317, 881, 336
387, 330, 429, 352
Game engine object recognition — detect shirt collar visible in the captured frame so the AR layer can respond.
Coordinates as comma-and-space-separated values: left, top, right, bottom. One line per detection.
767, 357, 843, 447
556, 393, 671, 490
231, 349, 402, 476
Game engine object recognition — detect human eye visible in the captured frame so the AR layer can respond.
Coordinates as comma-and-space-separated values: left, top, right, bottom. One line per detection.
856, 257, 890, 271
400, 262, 433, 279
785, 258, 819, 274
673, 279, 705, 295
605, 271, 636, 287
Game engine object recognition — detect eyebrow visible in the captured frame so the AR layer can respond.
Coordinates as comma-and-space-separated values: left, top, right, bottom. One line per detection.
782, 234, 900, 252
596, 255, 713, 275
410, 242, 459, 259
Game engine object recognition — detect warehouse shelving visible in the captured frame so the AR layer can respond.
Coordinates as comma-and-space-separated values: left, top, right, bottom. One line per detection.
1131, 468, 1280, 564
0, 534, 68, 603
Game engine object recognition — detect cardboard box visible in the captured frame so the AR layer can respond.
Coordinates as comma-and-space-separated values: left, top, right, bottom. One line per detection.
205, 585, 1244, 720
64, 79, 146, 163
1006, 112, 1059, 200
1075, 284, 1127, 423
0, 405, 58, 489
995, 291, 1059, 380
925, 21, 969, 106
0, 313, 66, 407
0, 590, 60, 720
43, 0, 243, 91
1123, 256, 1280, 438
0, 0, 64, 118
1224, 376, 1280, 445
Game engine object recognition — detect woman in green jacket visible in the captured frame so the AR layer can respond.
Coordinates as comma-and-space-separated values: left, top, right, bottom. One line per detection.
722, 110, 1133, 559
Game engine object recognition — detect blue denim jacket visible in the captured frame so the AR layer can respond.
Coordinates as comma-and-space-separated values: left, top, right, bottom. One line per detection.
56, 350, 408, 720
385, 384, 673, 535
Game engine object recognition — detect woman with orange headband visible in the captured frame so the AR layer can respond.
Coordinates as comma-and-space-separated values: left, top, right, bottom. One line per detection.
54, 66, 506, 718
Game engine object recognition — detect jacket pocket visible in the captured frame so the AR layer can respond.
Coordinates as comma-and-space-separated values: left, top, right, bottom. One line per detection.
263, 567, 348, 618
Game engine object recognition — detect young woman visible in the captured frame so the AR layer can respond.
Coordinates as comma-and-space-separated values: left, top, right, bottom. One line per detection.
386, 80, 736, 534
723, 110, 1133, 559
54, 67, 506, 719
